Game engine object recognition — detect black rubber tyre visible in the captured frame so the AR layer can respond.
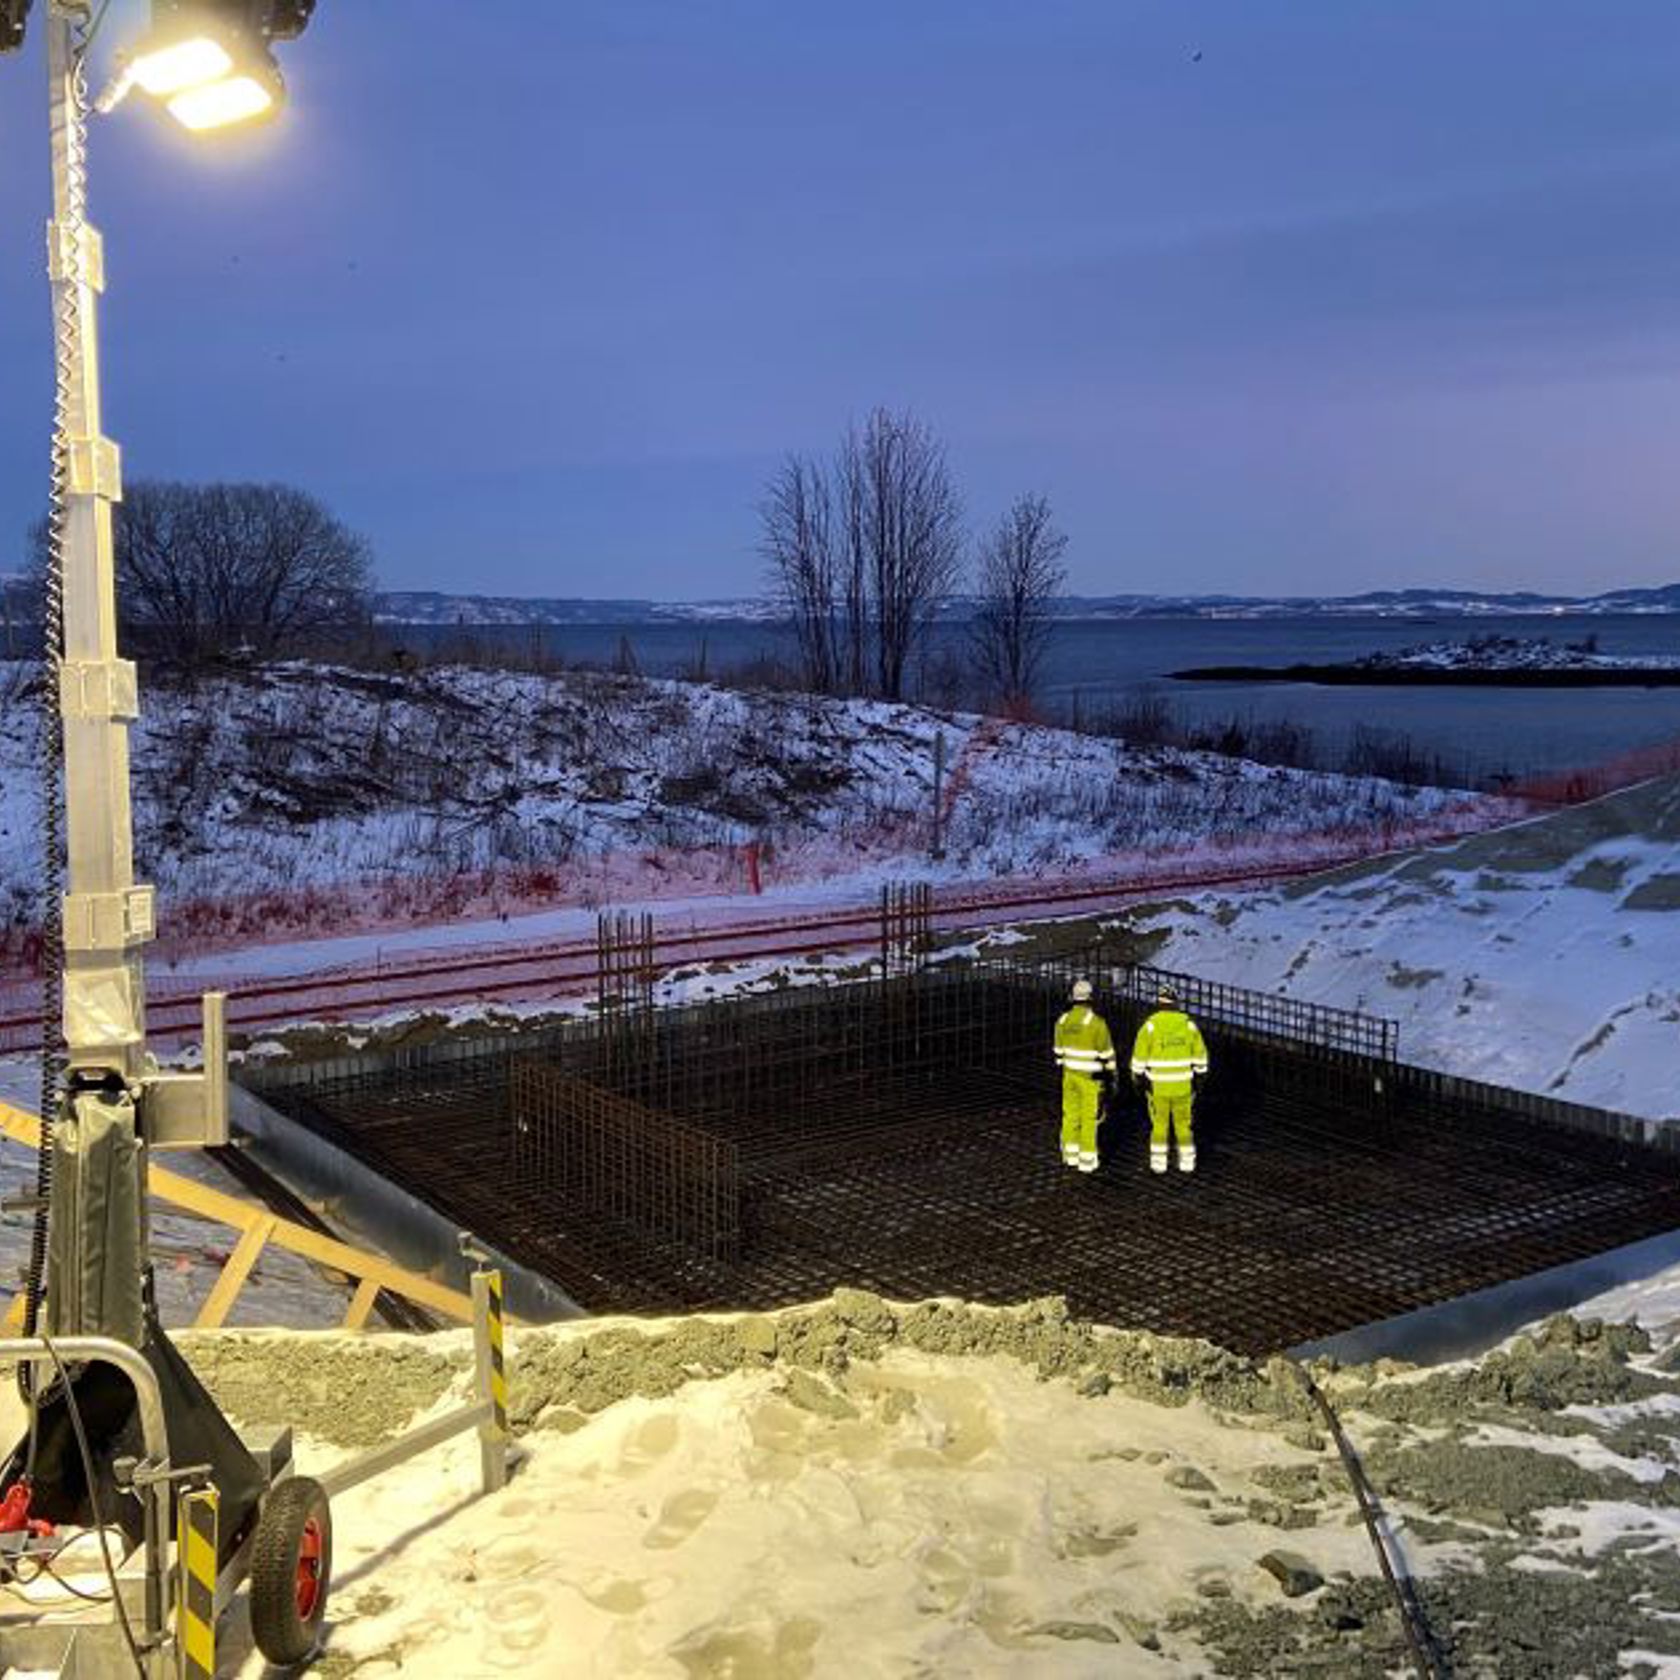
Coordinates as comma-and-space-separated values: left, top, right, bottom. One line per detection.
249, 1474, 332, 1668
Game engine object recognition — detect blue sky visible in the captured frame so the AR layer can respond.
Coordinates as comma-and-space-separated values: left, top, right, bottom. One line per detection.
3, 1, 1680, 598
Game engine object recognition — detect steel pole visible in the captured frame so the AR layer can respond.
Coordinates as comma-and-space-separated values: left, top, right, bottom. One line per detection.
46, 4, 153, 1082
42, 6, 154, 1344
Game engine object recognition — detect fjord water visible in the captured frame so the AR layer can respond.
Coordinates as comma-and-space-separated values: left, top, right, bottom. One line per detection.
406, 613, 1680, 783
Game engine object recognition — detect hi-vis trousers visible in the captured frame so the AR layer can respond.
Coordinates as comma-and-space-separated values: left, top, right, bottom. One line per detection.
1061, 1072, 1103, 1168
1146, 1084, 1196, 1172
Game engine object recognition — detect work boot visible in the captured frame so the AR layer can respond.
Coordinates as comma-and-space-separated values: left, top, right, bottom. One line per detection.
1178, 1145, 1197, 1175
1150, 1144, 1169, 1175
1062, 1142, 1080, 1167
1078, 1151, 1098, 1173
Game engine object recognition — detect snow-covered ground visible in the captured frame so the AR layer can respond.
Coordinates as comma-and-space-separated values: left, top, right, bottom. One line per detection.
4, 674, 1680, 1672
1127, 772, 1680, 1120
0, 658, 1501, 959
157, 1291, 1680, 1678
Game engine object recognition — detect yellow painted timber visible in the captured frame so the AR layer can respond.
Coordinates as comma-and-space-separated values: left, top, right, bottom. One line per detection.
194, 1215, 276, 1329
342, 1275, 382, 1331
0, 1097, 479, 1327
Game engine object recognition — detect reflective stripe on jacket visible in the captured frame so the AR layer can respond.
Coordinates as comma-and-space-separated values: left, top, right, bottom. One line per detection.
1054, 1005, 1116, 1077
1130, 1009, 1209, 1091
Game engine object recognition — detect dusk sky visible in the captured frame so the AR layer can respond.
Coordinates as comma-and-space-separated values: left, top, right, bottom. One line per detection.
3, 1, 1680, 599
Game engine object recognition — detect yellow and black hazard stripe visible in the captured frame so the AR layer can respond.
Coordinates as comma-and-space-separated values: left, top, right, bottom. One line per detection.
486, 1268, 507, 1433
177, 1485, 218, 1680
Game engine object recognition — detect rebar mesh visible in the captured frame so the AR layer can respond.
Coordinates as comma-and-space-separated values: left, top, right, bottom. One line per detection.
511, 1061, 739, 1264
242, 950, 1680, 1353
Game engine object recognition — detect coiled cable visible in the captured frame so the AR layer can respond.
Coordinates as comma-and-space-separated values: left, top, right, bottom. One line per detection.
24, 11, 93, 1373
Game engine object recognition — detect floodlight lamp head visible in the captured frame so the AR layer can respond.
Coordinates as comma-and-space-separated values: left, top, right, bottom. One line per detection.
123, 2, 288, 131
266, 0, 316, 42
0, 0, 30, 57
165, 47, 282, 130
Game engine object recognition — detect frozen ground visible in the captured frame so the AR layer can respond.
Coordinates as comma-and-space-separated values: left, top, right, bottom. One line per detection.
1126, 771, 1680, 1121
1, 732, 1677, 1670
123, 1291, 1679, 1678
0, 658, 1501, 959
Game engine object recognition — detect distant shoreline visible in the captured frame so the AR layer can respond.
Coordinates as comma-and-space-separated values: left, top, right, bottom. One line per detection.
1169, 664, 1680, 688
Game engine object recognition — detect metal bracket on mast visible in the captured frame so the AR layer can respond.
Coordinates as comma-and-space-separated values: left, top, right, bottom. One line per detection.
140, 993, 230, 1149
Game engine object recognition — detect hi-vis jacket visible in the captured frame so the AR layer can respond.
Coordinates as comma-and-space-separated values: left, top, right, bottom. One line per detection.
1130, 1009, 1209, 1094
1054, 1006, 1117, 1080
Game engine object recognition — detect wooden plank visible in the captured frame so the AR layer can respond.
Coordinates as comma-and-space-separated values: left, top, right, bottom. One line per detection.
341, 1275, 381, 1331
0, 1098, 478, 1326
195, 1216, 276, 1330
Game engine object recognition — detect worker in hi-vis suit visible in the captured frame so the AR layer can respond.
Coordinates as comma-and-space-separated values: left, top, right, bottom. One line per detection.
1131, 984, 1209, 1174
1053, 978, 1116, 1172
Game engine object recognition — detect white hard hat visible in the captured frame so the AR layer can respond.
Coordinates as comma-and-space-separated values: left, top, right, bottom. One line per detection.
1070, 978, 1093, 1002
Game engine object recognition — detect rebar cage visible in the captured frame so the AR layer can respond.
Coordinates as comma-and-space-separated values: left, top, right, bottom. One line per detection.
243, 947, 1680, 1353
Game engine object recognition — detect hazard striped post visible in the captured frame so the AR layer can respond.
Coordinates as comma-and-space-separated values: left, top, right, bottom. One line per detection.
176, 1485, 218, 1680
471, 1266, 509, 1492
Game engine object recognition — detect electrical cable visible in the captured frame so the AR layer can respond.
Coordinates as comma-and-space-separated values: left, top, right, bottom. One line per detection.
1285, 1358, 1449, 1680
40, 1336, 146, 1678
22, 46, 143, 1644
21, 2, 91, 1391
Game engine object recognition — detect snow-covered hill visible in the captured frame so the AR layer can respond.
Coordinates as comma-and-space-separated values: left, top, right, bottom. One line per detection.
367, 583, 1680, 625
1131, 774, 1680, 1120
0, 660, 1495, 951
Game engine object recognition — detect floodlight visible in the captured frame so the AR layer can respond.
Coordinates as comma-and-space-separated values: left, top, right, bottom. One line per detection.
129, 35, 235, 96
116, 3, 295, 132
1, 0, 29, 56
267, 0, 316, 41
166, 51, 282, 130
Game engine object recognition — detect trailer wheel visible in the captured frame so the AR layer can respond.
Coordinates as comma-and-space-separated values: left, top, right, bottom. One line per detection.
249, 1475, 332, 1667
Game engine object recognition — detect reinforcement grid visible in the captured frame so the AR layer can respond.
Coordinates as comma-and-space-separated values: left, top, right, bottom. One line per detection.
246, 961, 1680, 1353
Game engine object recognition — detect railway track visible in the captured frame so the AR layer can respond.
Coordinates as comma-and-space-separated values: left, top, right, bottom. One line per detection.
0, 830, 1463, 1050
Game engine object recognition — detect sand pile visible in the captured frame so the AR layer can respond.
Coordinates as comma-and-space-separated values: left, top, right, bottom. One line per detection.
172, 1292, 1680, 1677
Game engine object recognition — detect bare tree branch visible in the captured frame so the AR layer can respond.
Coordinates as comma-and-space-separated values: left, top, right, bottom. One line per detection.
761, 408, 963, 701
36, 480, 375, 669
972, 492, 1068, 716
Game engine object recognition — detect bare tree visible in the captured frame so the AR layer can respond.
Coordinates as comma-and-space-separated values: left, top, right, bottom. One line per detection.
760, 408, 962, 701
855, 409, 963, 700
971, 493, 1067, 716
31, 479, 373, 668
759, 455, 839, 693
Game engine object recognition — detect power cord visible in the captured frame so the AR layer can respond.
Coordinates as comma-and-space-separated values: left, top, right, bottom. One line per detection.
40, 1335, 147, 1678
1286, 1358, 1449, 1680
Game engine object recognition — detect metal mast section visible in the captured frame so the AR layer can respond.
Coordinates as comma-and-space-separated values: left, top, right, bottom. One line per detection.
39, 1, 226, 1347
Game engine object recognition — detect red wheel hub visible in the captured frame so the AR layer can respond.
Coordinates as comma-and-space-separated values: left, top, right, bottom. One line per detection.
294, 1517, 324, 1621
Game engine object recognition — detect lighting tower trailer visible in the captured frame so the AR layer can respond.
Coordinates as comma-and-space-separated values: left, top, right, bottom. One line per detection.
0, 6, 511, 1674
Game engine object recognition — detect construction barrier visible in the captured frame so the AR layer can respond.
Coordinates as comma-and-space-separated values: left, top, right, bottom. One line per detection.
176, 1485, 219, 1680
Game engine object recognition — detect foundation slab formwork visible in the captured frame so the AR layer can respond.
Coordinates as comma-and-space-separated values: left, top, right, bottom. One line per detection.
240, 952, 1680, 1356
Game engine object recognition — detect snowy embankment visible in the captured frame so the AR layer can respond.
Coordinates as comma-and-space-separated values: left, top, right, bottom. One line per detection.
0, 659, 1500, 957
1127, 772, 1680, 1121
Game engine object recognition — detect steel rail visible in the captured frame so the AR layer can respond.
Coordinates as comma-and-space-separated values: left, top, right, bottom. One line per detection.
0, 829, 1473, 1047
